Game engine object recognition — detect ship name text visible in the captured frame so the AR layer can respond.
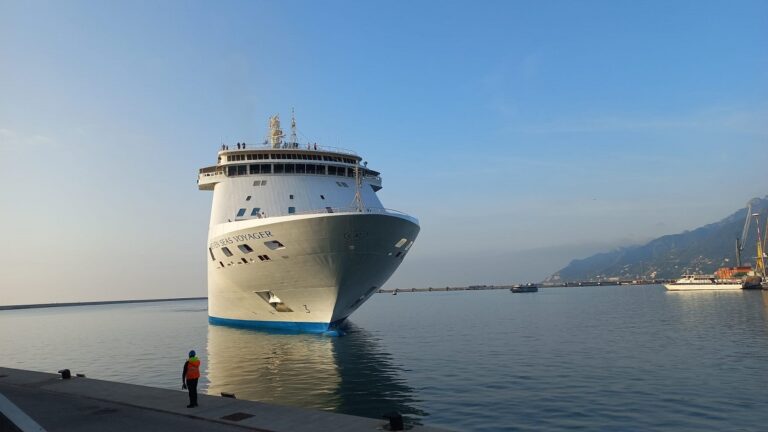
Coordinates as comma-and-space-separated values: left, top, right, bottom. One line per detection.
210, 231, 273, 248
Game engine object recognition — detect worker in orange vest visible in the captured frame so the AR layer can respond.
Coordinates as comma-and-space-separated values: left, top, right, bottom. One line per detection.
182, 350, 201, 408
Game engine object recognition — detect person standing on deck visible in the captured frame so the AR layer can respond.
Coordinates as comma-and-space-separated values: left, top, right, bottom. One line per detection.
182, 350, 201, 408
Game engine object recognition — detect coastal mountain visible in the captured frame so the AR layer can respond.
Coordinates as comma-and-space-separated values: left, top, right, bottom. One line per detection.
548, 196, 768, 281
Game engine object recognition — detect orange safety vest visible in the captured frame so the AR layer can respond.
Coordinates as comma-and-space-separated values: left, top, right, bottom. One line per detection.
186, 357, 201, 379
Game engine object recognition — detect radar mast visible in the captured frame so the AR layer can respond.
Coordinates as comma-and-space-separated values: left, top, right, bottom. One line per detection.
268, 115, 284, 148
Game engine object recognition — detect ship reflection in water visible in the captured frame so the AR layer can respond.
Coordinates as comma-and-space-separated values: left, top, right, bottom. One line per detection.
205, 323, 426, 423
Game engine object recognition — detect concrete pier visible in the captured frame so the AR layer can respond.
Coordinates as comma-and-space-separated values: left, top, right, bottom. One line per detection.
0, 367, 447, 432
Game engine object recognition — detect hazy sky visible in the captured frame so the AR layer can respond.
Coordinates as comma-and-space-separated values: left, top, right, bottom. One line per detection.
1, 1, 766, 305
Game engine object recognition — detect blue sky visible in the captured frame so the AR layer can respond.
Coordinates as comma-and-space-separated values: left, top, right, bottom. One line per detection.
1, 1, 766, 304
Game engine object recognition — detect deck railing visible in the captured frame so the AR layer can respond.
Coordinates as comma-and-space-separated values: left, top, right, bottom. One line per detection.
219, 143, 359, 157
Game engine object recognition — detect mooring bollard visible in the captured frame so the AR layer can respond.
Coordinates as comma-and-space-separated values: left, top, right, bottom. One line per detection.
382, 411, 404, 431
57, 369, 71, 379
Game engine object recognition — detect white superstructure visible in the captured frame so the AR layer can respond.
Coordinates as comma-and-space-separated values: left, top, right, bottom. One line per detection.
198, 114, 419, 333
664, 275, 742, 291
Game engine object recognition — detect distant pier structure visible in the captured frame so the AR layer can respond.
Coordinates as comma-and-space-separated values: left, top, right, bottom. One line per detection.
378, 279, 671, 294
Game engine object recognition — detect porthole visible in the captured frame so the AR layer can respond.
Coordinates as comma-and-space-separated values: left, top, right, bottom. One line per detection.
264, 240, 285, 250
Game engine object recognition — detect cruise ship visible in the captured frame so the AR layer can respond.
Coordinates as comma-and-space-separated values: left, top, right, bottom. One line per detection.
198, 114, 419, 333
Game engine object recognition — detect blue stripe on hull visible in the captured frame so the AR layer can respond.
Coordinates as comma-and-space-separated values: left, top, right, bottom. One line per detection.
208, 315, 347, 335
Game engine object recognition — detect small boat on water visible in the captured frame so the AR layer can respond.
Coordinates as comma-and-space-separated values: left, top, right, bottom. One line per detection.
511, 283, 539, 293
664, 275, 742, 291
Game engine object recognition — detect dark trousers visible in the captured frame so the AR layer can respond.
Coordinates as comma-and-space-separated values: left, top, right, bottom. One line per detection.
186, 378, 198, 406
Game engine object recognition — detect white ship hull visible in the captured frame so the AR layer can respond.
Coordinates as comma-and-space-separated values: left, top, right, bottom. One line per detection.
664, 283, 742, 291
207, 211, 419, 333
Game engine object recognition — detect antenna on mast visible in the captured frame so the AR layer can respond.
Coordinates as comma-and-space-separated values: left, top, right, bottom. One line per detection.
290, 108, 298, 147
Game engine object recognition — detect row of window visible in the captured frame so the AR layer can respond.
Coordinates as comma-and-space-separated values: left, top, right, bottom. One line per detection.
236, 208, 262, 218
217, 254, 272, 268
227, 153, 356, 164
235, 207, 295, 218
246, 194, 323, 201
211, 240, 286, 265
226, 163, 377, 178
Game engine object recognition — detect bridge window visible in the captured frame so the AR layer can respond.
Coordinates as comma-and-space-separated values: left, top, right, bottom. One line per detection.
285, 164, 295, 174
306, 164, 316, 174
295, 164, 306, 173
249, 164, 259, 174
328, 166, 337, 175
273, 163, 284, 174
237, 165, 247, 175
260, 164, 271, 174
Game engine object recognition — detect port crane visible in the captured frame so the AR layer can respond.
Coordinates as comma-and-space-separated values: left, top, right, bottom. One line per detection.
735, 201, 752, 266
754, 213, 766, 277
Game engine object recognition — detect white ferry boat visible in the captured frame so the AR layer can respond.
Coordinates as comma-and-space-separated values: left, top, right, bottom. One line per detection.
198, 114, 419, 333
663, 275, 743, 291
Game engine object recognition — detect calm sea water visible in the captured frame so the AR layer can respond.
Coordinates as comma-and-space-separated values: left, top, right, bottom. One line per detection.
3, 286, 768, 431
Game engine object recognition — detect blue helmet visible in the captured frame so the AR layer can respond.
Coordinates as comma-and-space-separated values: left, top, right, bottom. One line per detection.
188, 350, 196, 358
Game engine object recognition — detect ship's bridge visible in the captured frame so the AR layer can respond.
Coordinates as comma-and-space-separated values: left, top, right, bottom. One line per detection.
198, 144, 381, 191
